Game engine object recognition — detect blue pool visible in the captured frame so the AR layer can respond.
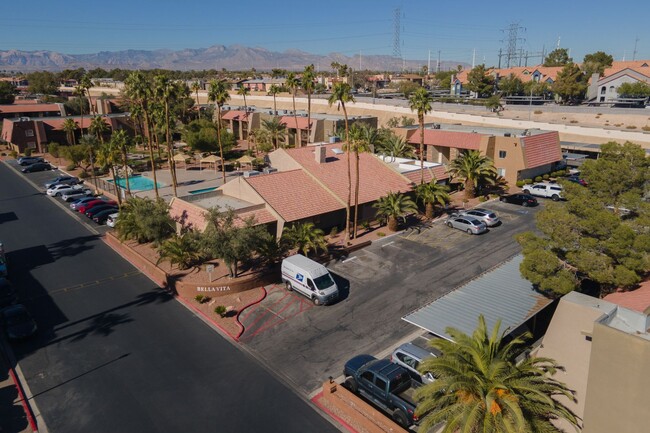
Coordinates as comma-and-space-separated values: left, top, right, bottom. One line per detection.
108, 175, 165, 192
188, 187, 217, 195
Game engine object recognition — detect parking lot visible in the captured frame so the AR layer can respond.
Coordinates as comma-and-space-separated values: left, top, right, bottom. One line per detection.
239, 201, 542, 395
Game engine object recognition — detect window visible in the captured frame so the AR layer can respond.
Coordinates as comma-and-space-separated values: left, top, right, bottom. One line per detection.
25, 129, 34, 137
361, 371, 374, 382
306, 279, 315, 291
600, 87, 606, 94
498, 150, 507, 158
497, 168, 506, 177
374, 377, 387, 390
609, 86, 615, 93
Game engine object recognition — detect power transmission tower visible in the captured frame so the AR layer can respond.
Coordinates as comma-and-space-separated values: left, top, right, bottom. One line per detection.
500, 22, 526, 68
633, 36, 640, 61
393, 7, 402, 70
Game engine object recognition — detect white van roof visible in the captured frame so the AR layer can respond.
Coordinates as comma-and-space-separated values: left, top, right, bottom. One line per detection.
283, 254, 327, 274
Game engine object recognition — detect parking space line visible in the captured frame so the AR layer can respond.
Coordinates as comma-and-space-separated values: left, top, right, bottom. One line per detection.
341, 256, 357, 264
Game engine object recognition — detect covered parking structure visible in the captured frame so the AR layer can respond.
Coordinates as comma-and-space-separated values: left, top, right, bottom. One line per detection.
402, 255, 556, 343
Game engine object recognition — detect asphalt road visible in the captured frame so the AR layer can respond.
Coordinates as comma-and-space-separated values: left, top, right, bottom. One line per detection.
241, 202, 541, 394
0, 161, 339, 433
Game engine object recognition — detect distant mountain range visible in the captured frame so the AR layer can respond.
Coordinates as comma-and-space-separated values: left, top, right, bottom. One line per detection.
0, 45, 467, 72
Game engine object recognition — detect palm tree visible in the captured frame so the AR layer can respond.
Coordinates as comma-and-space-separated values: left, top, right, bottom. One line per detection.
74, 85, 86, 136
347, 124, 375, 239
124, 71, 159, 198
62, 118, 77, 145
79, 134, 99, 190
154, 74, 179, 197
268, 84, 281, 114
285, 72, 300, 146
373, 191, 418, 232
111, 129, 132, 197
157, 232, 202, 270
89, 115, 108, 143
96, 134, 123, 206
191, 81, 202, 119
282, 222, 327, 257
207, 80, 230, 184
408, 87, 433, 185
80, 74, 94, 115
328, 82, 355, 244
236, 85, 250, 143
415, 315, 581, 433
302, 64, 316, 143
378, 135, 415, 160
448, 150, 497, 199
261, 117, 287, 150
415, 182, 450, 219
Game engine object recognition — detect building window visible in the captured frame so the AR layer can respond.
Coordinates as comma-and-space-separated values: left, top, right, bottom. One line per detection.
600, 87, 606, 94
498, 150, 507, 158
497, 168, 506, 177
25, 129, 34, 137
609, 85, 615, 92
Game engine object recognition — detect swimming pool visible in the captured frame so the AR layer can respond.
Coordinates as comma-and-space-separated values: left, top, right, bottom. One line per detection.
188, 187, 218, 195
107, 175, 165, 192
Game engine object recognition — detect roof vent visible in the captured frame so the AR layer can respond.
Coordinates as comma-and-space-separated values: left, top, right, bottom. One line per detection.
243, 170, 261, 178
315, 145, 327, 163
332, 148, 344, 155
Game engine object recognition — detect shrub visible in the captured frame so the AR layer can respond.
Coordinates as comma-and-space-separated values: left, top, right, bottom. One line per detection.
361, 220, 371, 231
534, 176, 543, 182
516, 180, 525, 187
78, 171, 88, 179
478, 196, 488, 202
569, 120, 578, 124
66, 163, 76, 171
195, 295, 205, 303
214, 305, 227, 318
48, 142, 60, 158
9, 150, 17, 159
524, 178, 533, 185
534, 110, 542, 114
642, 125, 650, 131
377, 231, 386, 237
542, 174, 550, 180
115, 196, 175, 244
23, 147, 32, 157
626, 125, 637, 129
329, 226, 339, 237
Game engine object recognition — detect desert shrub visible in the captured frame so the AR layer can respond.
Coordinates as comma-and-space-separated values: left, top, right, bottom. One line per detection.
642, 125, 650, 131
48, 142, 60, 158
626, 125, 637, 129
534, 176, 543, 182
478, 196, 488, 202
534, 110, 542, 114
66, 163, 76, 170
361, 220, 371, 231
542, 174, 550, 180
9, 150, 18, 159
570, 120, 578, 124
214, 305, 227, 318
377, 231, 386, 237
23, 148, 32, 157
524, 178, 533, 185
78, 171, 88, 179
329, 226, 338, 237
516, 180, 525, 187
195, 295, 205, 303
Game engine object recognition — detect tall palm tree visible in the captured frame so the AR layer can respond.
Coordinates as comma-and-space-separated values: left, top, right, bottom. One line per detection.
373, 191, 418, 232
236, 85, 250, 143
191, 81, 201, 119
268, 84, 281, 114
415, 182, 450, 219
74, 85, 86, 136
415, 315, 580, 433
408, 87, 433, 185
207, 80, 230, 184
111, 129, 132, 198
285, 72, 300, 147
347, 124, 375, 239
261, 117, 287, 150
80, 74, 94, 115
448, 150, 497, 199
124, 71, 159, 198
96, 134, 123, 206
281, 222, 327, 257
154, 74, 179, 197
79, 134, 99, 190
302, 64, 315, 143
328, 82, 355, 244
89, 115, 108, 143
62, 118, 77, 145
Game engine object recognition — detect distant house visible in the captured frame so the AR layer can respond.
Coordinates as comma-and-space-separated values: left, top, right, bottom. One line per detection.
390, 74, 424, 86
451, 65, 562, 96
586, 61, 650, 104
241, 78, 286, 92
0, 103, 65, 121
276, 112, 377, 147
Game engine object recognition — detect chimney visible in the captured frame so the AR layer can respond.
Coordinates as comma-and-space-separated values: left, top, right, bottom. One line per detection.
315, 145, 327, 164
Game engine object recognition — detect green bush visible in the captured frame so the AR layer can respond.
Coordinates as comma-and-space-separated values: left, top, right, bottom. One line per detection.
65, 163, 76, 170
78, 171, 88, 179
542, 174, 550, 180
23, 148, 32, 157
195, 295, 205, 303
9, 150, 17, 159
214, 305, 227, 318
377, 231, 386, 237
534, 176, 543, 182
329, 226, 338, 237
524, 178, 533, 185
48, 142, 60, 158
361, 220, 371, 231
516, 180, 525, 187
478, 196, 488, 202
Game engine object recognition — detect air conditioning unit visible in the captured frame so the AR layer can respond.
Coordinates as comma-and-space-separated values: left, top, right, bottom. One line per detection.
263, 167, 278, 174
243, 170, 262, 178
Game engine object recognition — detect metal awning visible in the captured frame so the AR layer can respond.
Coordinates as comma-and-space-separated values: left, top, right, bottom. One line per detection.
402, 255, 553, 341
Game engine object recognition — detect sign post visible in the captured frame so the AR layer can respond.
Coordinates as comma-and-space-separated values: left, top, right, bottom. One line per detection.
206, 264, 215, 282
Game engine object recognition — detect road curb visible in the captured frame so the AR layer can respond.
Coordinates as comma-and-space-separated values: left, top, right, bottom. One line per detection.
234, 287, 268, 341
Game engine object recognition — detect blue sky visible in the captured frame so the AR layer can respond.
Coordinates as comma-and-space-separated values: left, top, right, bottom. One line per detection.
2, 0, 648, 67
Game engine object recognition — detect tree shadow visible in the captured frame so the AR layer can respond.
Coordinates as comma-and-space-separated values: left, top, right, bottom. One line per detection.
0, 381, 29, 433
47, 235, 101, 261
0, 212, 18, 224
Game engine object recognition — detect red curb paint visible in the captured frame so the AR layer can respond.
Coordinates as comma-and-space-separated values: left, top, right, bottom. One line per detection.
311, 391, 357, 433
234, 287, 268, 341
175, 295, 240, 340
7, 366, 38, 432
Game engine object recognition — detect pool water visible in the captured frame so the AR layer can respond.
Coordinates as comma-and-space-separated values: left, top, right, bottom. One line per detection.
108, 176, 165, 191
188, 187, 217, 194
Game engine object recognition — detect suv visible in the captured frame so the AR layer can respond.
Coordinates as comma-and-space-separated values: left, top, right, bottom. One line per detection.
391, 343, 440, 384
21, 162, 53, 173
18, 156, 44, 166
453, 208, 500, 227
44, 176, 80, 189
522, 182, 563, 201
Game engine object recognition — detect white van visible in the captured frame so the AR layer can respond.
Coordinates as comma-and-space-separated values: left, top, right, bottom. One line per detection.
281, 254, 339, 305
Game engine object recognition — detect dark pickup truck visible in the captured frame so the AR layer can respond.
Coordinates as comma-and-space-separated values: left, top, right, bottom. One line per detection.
343, 354, 421, 428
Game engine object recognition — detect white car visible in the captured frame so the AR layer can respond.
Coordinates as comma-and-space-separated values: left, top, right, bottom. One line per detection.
522, 182, 563, 201
61, 188, 94, 202
47, 184, 87, 197
106, 213, 119, 228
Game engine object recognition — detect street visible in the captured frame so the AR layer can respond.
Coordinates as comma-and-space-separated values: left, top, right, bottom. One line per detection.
0, 161, 339, 433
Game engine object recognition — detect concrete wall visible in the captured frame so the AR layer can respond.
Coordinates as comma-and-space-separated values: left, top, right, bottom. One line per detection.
488, 135, 527, 185
582, 322, 650, 433
218, 176, 265, 205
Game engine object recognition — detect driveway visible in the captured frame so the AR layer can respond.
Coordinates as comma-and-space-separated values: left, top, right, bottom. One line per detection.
240, 202, 541, 394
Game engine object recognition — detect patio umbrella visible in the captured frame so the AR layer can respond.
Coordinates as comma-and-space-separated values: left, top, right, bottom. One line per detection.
173, 153, 191, 170
200, 154, 222, 173
236, 155, 255, 170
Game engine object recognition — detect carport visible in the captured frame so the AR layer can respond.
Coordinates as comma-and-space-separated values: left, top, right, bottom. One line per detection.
402, 254, 555, 341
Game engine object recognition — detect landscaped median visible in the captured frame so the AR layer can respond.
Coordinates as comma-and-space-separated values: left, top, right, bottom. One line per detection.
103, 231, 274, 340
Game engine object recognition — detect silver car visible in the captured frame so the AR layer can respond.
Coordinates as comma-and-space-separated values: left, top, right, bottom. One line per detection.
446, 215, 487, 234
391, 343, 440, 384
454, 208, 500, 227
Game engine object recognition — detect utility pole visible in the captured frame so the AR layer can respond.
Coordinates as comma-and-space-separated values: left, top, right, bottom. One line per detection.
472, 48, 476, 68
498, 48, 502, 69
437, 50, 441, 73
428, 50, 431, 75
633, 36, 640, 61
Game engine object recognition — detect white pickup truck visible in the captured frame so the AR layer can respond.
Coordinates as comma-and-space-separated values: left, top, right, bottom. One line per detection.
522, 182, 563, 201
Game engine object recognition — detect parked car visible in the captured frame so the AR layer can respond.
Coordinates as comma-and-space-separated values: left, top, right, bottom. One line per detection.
47, 184, 86, 197
522, 182, 563, 201
21, 162, 53, 173
62, 188, 94, 202
453, 208, 501, 227
0, 278, 17, 308
44, 176, 79, 189
566, 175, 587, 186
106, 213, 119, 228
1, 304, 37, 340
78, 199, 116, 214
391, 343, 440, 384
86, 205, 118, 218
92, 208, 119, 224
70, 196, 102, 210
281, 254, 339, 305
499, 193, 538, 207
446, 215, 488, 235
18, 156, 44, 166
343, 354, 421, 427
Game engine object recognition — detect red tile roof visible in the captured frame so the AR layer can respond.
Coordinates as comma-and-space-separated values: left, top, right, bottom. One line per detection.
407, 128, 484, 150
280, 116, 311, 130
521, 131, 562, 169
221, 110, 249, 121
42, 117, 109, 130
285, 144, 413, 204
245, 169, 343, 222
602, 60, 650, 78
403, 165, 449, 184
0, 103, 62, 114
234, 208, 277, 226
604, 280, 650, 314
169, 197, 209, 231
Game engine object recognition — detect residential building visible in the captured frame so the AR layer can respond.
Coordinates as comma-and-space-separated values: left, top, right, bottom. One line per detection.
390, 74, 424, 86
451, 65, 562, 96
586, 61, 650, 103
277, 112, 377, 147
0, 102, 65, 121
241, 78, 286, 92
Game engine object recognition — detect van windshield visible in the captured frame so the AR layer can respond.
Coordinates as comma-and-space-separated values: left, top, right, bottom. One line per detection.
313, 274, 335, 291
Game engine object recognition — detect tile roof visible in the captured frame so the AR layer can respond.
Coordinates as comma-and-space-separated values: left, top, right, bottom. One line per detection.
169, 197, 209, 231
407, 128, 484, 150
280, 115, 311, 130
234, 208, 277, 226
42, 117, 110, 130
0, 103, 63, 114
221, 110, 249, 121
285, 144, 413, 204
602, 60, 650, 78
403, 165, 449, 184
521, 131, 562, 169
604, 280, 650, 314
244, 169, 343, 222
